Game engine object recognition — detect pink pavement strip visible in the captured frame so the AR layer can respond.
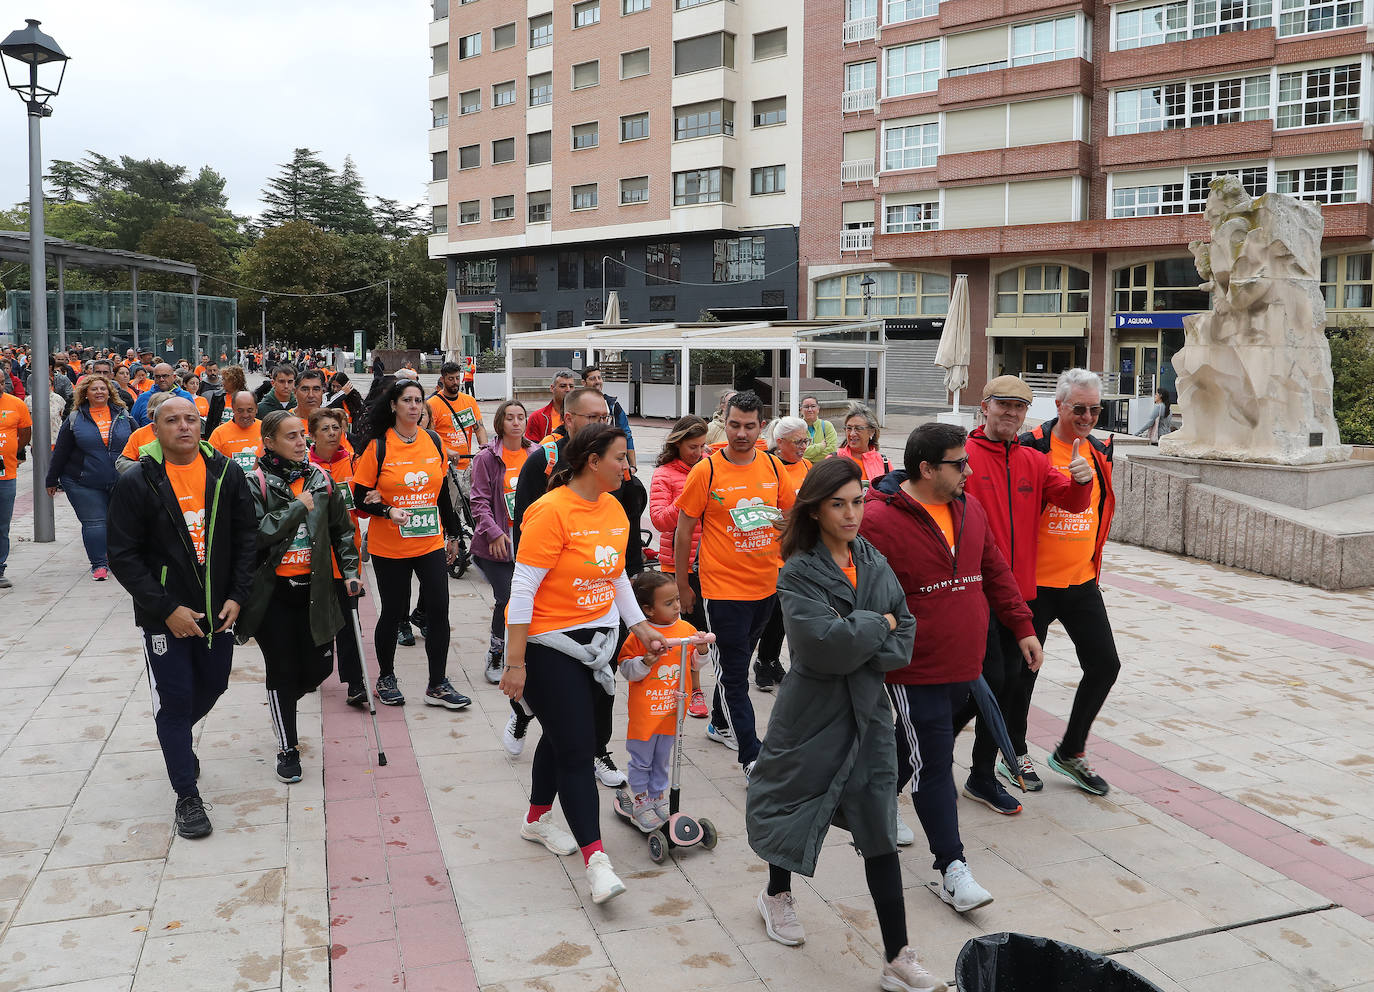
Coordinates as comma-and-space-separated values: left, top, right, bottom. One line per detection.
323, 594, 478, 991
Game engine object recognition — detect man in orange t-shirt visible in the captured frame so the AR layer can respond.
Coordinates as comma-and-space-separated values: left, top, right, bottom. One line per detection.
0, 378, 34, 587
428, 361, 487, 474
674, 391, 795, 774
208, 392, 262, 473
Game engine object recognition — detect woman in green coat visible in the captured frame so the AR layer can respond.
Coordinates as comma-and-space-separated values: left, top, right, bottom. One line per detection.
746, 458, 945, 992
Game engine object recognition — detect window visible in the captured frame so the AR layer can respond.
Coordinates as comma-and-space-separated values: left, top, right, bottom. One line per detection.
752, 97, 787, 127
530, 13, 553, 47
528, 190, 551, 222
556, 310, 575, 327
493, 80, 516, 107
621, 112, 650, 141
675, 100, 734, 139
1113, 258, 1208, 311
432, 98, 448, 127
886, 0, 939, 22
1111, 182, 1186, 216
673, 167, 733, 204
572, 121, 600, 149
459, 144, 480, 169
646, 243, 681, 284
1278, 0, 1362, 35
492, 195, 515, 220
621, 176, 650, 203
883, 122, 939, 170
1011, 16, 1077, 66
1187, 166, 1267, 210
529, 73, 552, 107
995, 265, 1089, 315
750, 165, 786, 194
458, 33, 481, 59
528, 131, 551, 165
603, 250, 627, 288
1113, 74, 1269, 134
884, 41, 940, 97
573, 60, 600, 89
624, 0, 650, 11
432, 205, 447, 234
845, 60, 878, 108
434, 0, 449, 19
511, 255, 538, 292
1277, 164, 1358, 202
622, 48, 650, 78
492, 137, 515, 164
1113, 0, 1273, 50
815, 270, 949, 316
459, 89, 480, 115
884, 201, 940, 232
558, 252, 580, 290
433, 44, 449, 74
675, 32, 736, 75
572, 183, 599, 210
713, 237, 766, 281
754, 28, 787, 60
581, 251, 604, 290
650, 295, 677, 312
494, 22, 517, 49
574, 0, 601, 27
431, 152, 448, 181
1321, 252, 1374, 307
1277, 63, 1360, 128
459, 200, 480, 225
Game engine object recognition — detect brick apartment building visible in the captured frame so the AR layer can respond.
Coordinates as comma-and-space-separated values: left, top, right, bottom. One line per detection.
804, 0, 1374, 405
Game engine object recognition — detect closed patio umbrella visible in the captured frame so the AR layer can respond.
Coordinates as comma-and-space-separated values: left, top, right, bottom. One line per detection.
935, 273, 971, 413
439, 289, 461, 363
604, 290, 622, 325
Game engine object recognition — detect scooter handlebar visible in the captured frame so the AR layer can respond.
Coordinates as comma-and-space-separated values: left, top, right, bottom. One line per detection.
658, 634, 716, 647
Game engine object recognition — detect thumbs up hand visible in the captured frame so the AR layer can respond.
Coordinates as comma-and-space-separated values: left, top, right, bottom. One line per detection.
1068, 438, 1093, 484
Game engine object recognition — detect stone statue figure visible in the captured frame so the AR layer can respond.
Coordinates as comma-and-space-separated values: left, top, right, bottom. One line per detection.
1161, 175, 1350, 465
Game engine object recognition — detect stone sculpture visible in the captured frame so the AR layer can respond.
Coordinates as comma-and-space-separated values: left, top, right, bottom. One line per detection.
1161, 176, 1350, 464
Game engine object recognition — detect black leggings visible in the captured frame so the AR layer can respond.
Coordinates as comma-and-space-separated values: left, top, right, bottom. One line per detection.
768, 852, 907, 961
521, 630, 609, 849
371, 549, 449, 687
256, 578, 334, 751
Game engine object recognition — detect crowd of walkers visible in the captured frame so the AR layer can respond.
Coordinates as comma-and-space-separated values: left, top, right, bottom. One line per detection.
0, 348, 1127, 991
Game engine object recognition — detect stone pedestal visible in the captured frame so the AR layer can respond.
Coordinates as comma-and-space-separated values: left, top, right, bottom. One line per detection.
1126, 450, 1374, 509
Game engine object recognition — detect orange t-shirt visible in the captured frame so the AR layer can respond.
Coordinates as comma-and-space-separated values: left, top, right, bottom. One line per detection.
515, 486, 629, 636
89, 404, 112, 445
620, 617, 697, 740
192, 394, 210, 418
275, 477, 313, 578
427, 392, 482, 464
499, 443, 529, 519
916, 500, 955, 550
780, 456, 809, 490
121, 423, 156, 461
351, 429, 448, 559
315, 453, 359, 580
0, 393, 32, 481
131, 379, 153, 395
209, 419, 262, 472
842, 559, 858, 587
1036, 433, 1100, 588
164, 457, 207, 564
676, 450, 797, 601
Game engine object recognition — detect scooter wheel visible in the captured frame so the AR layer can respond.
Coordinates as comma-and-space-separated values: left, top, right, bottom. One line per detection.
699, 817, 718, 850
448, 556, 468, 580
647, 830, 667, 864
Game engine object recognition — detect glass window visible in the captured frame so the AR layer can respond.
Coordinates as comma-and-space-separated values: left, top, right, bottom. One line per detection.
494, 22, 517, 49
845, 60, 878, 93
1114, 0, 1273, 50
1278, 0, 1362, 34
433, 44, 449, 74
1113, 74, 1268, 134
621, 112, 650, 141
572, 183, 599, 210
459, 200, 481, 225
530, 13, 553, 47
573, 60, 600, 88
574, 1, 601, 27
815, 270, 949, 317
674, 167, 733, 204
1011, 15, 1077, 65
650, 295, 677, 312
1321, 252, 1374, 307
492, 80, 516, 107
995, 265, 1089, 314
674, 100, 734, 139
624, 0, 650, 12
458, 33, 481, 59
1277, 164, 1358, 203
432, 205, 447, 234
492, 195, 515, 220
883, 122, 939, 170
1113, 258, 1208, 311
675, 32, 736, 74
754, 28, 787, 60
456, 259, 496, 294
646, 243, 682, 284
510, 255, 538, 292
677, 0, 721, 7
492, 137, 515, 164
528, 131, 551, 165
750, 165, 786, 194
459, 90, 480, 115
432, 152, 448, 181
714, 237, 767, 281
1277, 63, 1360, 128
558, 252, 580, 290
434, 0, 450, 19
886, 0, 939, 22
604, 250, 627, 288
883, 201, 939, 232
572, 121, 600, 149
621, 176, 650, 203
1111, 182, 1186, 216
622, 48, 650, 78
583, 251, 604, 289
529, 73, 552, 106
752, 96, 786, 127
1186, 166, 1267, 210
528, 190, 552, 223
433, 98, 449, 127
884, 41, 940, 97
556, 310, 575, 327
458, 144, 480, 169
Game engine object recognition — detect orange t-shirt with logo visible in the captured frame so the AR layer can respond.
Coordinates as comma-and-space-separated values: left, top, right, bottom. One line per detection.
131, 378, 153, 395
351, 429, 448, 560
516, 486, 629, 636
499, 443, 529, 520
619, 617, 697, 740
209, 419, 262, 472
427, 392, 482, 464
164, 457, 207, 564
916, 499, 955, 551
192, 394, 210, 418
780, 456, 809, 490
315, 454, 358, 580
1036, 433, 1100, 588
676, 450, 797, 601
122, 423, 156, 461
274, 477, 313, 578
0, 393, 32, 480
88, 404, 111, 445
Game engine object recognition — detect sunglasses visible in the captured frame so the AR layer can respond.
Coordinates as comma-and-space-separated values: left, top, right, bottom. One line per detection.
1068, 404, 1102, 417
935, 457, 969, 471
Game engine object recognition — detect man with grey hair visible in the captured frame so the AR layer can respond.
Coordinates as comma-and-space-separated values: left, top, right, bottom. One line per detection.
1015, 368, 1119, 796
524, 370, 577, 441
131, 363, 195, 426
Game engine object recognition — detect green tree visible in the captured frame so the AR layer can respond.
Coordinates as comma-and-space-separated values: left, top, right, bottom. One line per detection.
1330, 320, 1374, 445
326, 156, 377, 235
260, 148, 335, 229
137, 218, 234, 294
44, 159, 91, 202
387, 234, 446, 351
372, 196, 426, 239
236, 221, 348, 347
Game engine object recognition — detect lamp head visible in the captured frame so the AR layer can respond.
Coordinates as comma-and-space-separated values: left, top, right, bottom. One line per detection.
0, 19, 68, 111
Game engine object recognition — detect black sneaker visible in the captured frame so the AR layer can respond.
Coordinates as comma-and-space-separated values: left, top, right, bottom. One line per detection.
754, 660, 777, 693
375, 674, 405, 706
276, 747, 303, 783
424, 678, 471, 710
1048, 748, 1110, 796
396, 622, 415, 647
961, 774, 1023, 815
174, 795, 213, 839
409, 608, 428, 640
193, 752, 200, 781
770, 658, 786, 686
345, 682, 367, 709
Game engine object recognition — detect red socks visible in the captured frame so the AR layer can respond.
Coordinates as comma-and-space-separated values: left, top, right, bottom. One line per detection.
526, 803, 553, 824
580, 840, 604, 865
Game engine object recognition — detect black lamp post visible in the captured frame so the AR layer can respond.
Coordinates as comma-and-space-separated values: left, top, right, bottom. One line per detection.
259, 296, 268, 355
859, 274, 877, 401
1, 18, 69, 544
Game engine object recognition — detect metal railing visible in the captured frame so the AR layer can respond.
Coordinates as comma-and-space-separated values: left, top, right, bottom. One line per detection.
841, 157, 875, 183
1019, 371, 1155, 397
842, 86, 876, 113
840, 228, 874, 252
842, 16, 877, 42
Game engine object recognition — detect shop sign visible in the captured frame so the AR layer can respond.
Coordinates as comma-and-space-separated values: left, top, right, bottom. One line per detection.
1114, 312, 1195, 329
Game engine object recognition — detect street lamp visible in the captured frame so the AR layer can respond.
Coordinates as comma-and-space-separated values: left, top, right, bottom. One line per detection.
258, 295, 268, 356
859, 274, 877, 402
2, 18, 69, 544
389, 311, 398, 351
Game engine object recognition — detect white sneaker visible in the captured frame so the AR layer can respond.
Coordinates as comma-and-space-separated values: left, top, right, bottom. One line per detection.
880, 946, 947, 992
520, 813, 577, 855
631, 792, 665, 833
586, 851, 626, 904
757, 889, 805, 946
706, 723, 738, 751
744, 760, 756, 782
503, 712, 530, 757
939, 860, 993, 913
896, 815, 915, 847
593, 753, 627, 788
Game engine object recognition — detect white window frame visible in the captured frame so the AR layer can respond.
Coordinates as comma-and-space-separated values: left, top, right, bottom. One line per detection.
458, 32, 481, 59
1276, 163, 1359, 202
1110, 182, 1186, 217
1278, 0, 1363, 36
882, 122, 939, 171
572, 60, 601, 89
620, 176, 650, 204
1112, 72, 1270, 134
573, 0, 601, 28
491, 137, 516, 164
1185, 165, 1268, 210
884, 41, 941, 97
1276, 63, 1361, 128
1111, 0, 1275, 51
1011, 15, 1077, 66
620, 111, 650, 141
492, 80, 516, 107
750, 164, 786, 195
623, 0, 650, 12
884, 0, 939, 24
572, 121, 600, 150
529, 73, 552, 107
492, 195, 516, 220
621, 48, 650, 79
883, 201, 940, 232
459, 89, 480, 115
458, 200, 480, 225
571, 183, 599, 211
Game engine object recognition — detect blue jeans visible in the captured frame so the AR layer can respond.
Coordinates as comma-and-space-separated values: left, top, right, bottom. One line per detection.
0, 478, 14, 573
62, 480, 112, 569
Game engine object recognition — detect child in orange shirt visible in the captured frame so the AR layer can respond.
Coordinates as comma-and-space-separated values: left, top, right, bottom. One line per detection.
618, 572, 710, 833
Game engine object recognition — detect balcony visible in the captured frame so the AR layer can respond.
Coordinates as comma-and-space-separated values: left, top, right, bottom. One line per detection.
1100, 119, 1273, 168
843, 16, 877, 43
841, 228, 874, 252
842, 87, 876, 113
841, 158, 876, 184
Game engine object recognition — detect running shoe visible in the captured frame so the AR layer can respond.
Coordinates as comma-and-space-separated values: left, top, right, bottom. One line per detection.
594, 752, 627, 788
503, 710, 531, 756
375, 674, 405, 706
1048, 748, 1110, 796
484, 648, 503, 684
586, 851, 626, 904
770, 658, 786, 686
345, 682, 367, 709
757, 889, 805, 946
92, 566, 108, 581
961, 775, 1022, 815
276, 747, 303, 783
753, 660, 777, 693
409, 608, 428, 640
998, 753, 1044, 793
896, 815, 915, 847
706, 723, 738, 751
0, 572, 13, 589
744, 759, 756, 782
940, 860, 993, 913
425, 678, 472, 710
881, 947, 947, 992
520, 812, 577, 855
687, 689, 708, 718
174, 795, 213, 839
653, 792, 671, 822
631, 792, 665, 833
396, 622, 415, 647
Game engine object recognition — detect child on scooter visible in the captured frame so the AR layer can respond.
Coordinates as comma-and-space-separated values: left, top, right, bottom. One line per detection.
619, 571, 710, 832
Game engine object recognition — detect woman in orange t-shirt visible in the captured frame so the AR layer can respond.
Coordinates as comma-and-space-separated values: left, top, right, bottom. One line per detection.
182, 373, 210, 420
500, 424, 666, 906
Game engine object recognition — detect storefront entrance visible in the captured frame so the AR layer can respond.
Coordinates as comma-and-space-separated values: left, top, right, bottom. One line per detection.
1023, 345, 1075, 375
1116, 343, 1159, 396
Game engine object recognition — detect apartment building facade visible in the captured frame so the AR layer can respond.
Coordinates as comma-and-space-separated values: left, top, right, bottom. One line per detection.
427, 0, 804, 353
804, 0, 1374, 404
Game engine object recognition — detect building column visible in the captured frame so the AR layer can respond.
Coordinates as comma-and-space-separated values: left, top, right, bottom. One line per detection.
964, 258, 992, 399
56, 255, 65, 352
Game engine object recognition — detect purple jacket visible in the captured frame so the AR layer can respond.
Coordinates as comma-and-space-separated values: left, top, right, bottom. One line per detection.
470, 436, 537, 561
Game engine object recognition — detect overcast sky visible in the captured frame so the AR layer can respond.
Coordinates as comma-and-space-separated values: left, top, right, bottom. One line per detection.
0, 0, 431, 219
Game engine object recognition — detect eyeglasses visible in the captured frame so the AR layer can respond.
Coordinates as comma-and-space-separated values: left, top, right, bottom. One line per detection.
935, 457, 969, 471
569, 412, 610, 423
1068, 404, 1102, 417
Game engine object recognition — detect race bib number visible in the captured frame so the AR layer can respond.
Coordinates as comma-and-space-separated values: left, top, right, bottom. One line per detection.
455, 406, 477, 430
504, 491, 516, 518
232, 450, 257, 472
221, 408, 232, 424
339, 484, 355, 511
288, 523, 310, 550
728, 503, 783, 532
400, 505, 441, 539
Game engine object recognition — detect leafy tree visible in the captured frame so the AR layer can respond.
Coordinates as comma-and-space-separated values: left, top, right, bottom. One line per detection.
372, 196, 427, 239
260, 148, 335, 229
137, 218, 234, 294
1330, 320, 1374, 445
327, 156, 377, 235
44, 159, 91, 203
236, 221, 348, 347
387, 234, 446, 351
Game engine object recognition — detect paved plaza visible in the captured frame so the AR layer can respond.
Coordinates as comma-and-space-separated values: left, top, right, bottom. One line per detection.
1, 411, 1373, 991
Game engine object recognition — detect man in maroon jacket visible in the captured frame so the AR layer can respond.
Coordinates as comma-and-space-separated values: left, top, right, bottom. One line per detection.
958, 375, 1092, 809
523, 370, 576, 442
861, 422, 1042, 914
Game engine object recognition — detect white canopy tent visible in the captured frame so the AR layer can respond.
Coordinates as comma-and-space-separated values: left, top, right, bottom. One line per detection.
502, 319, 890, 422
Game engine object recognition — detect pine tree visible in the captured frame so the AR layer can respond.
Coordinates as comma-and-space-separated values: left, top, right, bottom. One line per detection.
372, 196, 427, 239
44, 159, 92, 202
260, 148, 335, 228
330, 156, 377, 235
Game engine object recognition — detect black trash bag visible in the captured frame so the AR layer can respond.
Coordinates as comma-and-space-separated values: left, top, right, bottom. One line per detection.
955, 933, 1164, 992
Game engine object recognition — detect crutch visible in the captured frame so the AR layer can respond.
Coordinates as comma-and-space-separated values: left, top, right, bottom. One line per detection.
349, 604, 388, 767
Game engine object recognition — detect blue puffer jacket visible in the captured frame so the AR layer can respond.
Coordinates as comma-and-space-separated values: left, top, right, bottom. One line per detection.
46, 404, 134, 491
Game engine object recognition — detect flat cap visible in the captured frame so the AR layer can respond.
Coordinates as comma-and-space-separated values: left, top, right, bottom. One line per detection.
982, 374, 1033, 404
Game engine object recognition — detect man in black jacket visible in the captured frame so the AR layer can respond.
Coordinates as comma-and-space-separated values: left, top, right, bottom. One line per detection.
107, 397, 256, 840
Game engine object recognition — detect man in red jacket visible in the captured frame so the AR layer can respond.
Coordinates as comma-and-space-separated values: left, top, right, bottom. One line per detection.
523, 370, 576, 442
958, 375, 1092, 809
861, 422, 1042, 914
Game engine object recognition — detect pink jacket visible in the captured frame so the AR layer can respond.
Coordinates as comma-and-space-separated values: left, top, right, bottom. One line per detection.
649, 458, 701, 573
